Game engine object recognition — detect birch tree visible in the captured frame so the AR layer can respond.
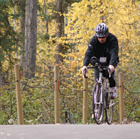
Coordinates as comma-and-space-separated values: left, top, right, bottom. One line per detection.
24, 0, 37, 78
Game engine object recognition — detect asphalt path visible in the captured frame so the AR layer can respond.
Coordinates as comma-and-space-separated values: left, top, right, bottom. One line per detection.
0, 123, 140, 139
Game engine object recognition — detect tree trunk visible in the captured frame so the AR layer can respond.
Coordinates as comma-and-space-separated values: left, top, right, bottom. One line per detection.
55, 0, 64, 64
19, 0, 26, 70
44, 0, 48, 33
24, 0, 37, 78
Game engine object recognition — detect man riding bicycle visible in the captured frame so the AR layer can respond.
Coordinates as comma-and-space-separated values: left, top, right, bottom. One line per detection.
81, 23, 119, 99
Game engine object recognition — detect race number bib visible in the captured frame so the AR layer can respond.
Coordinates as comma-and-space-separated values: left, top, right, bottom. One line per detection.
99, 57, 107, 63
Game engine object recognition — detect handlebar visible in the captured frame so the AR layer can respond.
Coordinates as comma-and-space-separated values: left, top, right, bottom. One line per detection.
83, 65, 111, 79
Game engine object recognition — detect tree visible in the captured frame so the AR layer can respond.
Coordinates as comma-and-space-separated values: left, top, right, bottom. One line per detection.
55, 0, 64, 64
23, 0, 37, 78
17, 0, 26, 70
0, 0, 17, 85
43, 0, 49, 33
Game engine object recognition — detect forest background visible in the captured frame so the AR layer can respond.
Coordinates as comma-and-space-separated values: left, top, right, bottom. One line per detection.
0, 0, 140, 124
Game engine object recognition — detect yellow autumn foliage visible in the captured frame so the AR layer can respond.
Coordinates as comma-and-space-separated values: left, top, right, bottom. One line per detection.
64, 0, 140, 70
37, 0, 140, 122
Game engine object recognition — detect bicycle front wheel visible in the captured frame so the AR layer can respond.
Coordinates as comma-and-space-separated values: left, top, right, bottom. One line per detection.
92, 83, 104, 124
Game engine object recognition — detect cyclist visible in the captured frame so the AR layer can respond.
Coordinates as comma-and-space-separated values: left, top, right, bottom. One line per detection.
81, 23, 119, 99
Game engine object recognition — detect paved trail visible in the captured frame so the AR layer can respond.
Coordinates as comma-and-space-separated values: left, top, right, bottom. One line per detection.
0, 123, 140, 139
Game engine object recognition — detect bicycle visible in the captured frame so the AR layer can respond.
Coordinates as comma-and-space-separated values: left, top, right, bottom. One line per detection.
84, 56, 115, 125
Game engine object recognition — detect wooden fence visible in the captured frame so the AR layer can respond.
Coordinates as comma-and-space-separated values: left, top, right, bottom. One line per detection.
14, 64, 124, 125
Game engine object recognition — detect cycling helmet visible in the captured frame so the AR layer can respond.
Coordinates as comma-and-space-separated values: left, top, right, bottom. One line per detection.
95, 23, 108, 37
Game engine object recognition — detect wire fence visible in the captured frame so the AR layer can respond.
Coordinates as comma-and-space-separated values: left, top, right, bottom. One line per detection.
122, 86, 140, 123
124, 87, 140, 94
0, 65, 56, 124
59, 76, 140, 124
21, 80, 55, 89
0, 65, 140, 125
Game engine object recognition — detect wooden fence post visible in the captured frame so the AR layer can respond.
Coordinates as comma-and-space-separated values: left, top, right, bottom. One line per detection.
14, 64, 24, 125
119, 72, 124, 124
83, 77, 88, 124
54, 65, 60, 124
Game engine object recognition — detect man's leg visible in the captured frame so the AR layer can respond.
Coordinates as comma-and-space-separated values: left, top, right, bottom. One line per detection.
102, 70, 117, 99
108, 71, 116, 87
109, 71, 117, 99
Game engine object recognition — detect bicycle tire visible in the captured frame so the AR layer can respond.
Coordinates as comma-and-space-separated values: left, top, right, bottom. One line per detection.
92, 83, 104, 124
105, 92, 113, 124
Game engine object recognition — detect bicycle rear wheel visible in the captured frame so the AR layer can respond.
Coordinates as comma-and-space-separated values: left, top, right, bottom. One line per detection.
92, 83, 104, 124
105, 92, 114, 124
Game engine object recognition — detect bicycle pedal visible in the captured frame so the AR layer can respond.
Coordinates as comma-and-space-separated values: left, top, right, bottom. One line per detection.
109, 102, 115, 107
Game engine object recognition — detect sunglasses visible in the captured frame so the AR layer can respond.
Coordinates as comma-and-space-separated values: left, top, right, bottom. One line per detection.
97, 36, 106, 39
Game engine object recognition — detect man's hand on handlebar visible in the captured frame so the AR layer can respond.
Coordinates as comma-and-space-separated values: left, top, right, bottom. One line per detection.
108, 65, 115, 74
81, 64, 115, 78
81, 66, 87, 78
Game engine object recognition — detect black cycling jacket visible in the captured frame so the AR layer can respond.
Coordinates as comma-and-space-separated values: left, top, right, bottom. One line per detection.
83, 32, 119, 67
